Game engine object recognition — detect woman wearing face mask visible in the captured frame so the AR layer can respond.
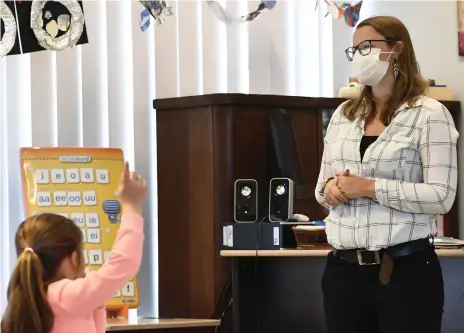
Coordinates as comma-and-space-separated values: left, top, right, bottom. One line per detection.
315, 16, 458, 333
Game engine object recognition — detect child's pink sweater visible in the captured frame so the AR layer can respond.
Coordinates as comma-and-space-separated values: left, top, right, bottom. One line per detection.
47, 213, 144, 333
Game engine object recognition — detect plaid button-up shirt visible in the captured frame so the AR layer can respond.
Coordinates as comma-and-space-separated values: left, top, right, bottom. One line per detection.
315, 97, 459, 250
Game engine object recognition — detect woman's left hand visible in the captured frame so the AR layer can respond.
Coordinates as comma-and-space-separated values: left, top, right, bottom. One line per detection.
336, 173, 375, 199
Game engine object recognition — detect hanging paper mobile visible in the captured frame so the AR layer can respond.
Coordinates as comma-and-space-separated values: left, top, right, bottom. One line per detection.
140, 9, 151, 32
207, 0, 276, 25
0, 0, 88, 57
316, 1, 363, 27
139, 0, 173, 31
342, 2, 362, 27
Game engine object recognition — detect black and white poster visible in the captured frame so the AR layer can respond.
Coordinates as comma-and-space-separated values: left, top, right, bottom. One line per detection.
0, 0, 88, 57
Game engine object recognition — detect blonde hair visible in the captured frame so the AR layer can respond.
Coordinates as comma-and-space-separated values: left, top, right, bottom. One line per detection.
1, 214, 83, 333
343, 16, 427, 125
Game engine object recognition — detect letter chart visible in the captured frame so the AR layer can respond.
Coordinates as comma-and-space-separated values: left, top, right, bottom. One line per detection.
20, 147, 139, 310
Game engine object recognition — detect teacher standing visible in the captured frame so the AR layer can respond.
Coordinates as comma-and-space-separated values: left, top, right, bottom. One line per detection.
315, 16, 458, 333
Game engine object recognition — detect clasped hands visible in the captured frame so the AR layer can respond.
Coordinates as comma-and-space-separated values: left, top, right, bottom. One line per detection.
323, 170, 376, 207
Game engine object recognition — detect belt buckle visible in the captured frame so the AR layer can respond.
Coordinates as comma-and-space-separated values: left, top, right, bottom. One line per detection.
356, 250, 381, 265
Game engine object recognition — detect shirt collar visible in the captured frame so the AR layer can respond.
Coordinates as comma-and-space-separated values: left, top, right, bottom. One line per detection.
356, 96, 425, 125
395, 96, 425, 116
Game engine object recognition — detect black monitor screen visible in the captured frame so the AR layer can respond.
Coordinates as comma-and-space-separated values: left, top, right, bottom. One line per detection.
268, 109, 307, 199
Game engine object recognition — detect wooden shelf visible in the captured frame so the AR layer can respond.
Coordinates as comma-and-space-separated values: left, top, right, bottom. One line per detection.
220, 248, 464, 257
106, 318, 220, 332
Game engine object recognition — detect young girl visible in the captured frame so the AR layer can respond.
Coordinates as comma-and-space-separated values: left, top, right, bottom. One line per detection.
1, 162, 147, 333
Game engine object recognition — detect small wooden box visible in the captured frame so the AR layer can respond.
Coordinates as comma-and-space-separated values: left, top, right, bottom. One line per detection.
292, 226, 329, 249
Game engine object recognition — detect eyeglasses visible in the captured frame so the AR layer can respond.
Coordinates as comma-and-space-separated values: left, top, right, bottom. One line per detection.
345, 39, 396, 62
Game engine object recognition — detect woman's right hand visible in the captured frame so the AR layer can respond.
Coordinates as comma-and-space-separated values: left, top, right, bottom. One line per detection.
118, 162, 147, 215
323, 178, 348, 207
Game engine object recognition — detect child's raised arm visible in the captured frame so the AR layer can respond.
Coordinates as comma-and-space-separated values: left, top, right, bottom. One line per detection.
49, 212, 144, 315
48, 162, 147, 315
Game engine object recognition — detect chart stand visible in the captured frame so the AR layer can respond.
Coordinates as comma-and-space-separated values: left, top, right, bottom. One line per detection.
106, 305, 129, 319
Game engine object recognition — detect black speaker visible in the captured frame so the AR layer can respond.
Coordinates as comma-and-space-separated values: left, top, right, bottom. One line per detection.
234, 179, 258, 223
269, 178, 294, 222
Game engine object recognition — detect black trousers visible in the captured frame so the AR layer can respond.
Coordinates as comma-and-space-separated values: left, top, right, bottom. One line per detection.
321, 246, 444, 333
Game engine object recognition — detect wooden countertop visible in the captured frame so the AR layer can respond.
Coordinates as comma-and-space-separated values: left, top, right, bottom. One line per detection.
220, 248, 464, 257
106, 318, 220, 331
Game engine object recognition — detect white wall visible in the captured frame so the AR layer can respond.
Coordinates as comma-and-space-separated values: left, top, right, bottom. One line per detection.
331, 18, 355, 96
333, 1, 464, 237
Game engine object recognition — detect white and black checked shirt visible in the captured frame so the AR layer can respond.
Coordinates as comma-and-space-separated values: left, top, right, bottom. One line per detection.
315, 96, 459, 250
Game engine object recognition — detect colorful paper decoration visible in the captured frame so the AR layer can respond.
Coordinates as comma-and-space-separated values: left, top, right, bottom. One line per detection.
207, 0, 276, 25
140, 9, 151, 32
343, 2, 362, 27
316, 1, 363, 27
0, 0, 88, 57
139, 0, 173, 31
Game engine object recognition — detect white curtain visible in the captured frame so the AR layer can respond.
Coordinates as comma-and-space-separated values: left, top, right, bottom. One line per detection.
0, 0, 332, 317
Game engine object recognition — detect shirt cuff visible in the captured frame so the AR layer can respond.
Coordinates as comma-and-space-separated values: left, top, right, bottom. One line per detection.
374, 178, 387, 206
375, 178, 401, 207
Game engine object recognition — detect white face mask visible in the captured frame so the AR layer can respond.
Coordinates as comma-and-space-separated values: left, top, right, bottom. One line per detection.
351, 48, 394, 86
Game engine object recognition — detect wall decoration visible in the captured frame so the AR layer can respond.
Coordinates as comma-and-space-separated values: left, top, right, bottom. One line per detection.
0, 1, 17, 56
139, 9, 151, 32
0, 0, 88, 57
207, 0, 276, 25
316, 1, 363, 27
139, 0, 172, 31
459, 0, 464, 56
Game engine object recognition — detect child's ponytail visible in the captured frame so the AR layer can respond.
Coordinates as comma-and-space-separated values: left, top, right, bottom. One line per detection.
1, 250, 54, 333
1, 213, 84, 333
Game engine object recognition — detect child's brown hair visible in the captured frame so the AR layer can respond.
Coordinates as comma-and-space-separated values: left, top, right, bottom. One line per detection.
1, 213, 83, 333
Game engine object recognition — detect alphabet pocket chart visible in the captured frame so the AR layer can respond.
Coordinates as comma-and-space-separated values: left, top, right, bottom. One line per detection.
20, 147, 139, 311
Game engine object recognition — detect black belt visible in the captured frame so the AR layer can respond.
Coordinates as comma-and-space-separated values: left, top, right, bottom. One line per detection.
332, 238, 432, 265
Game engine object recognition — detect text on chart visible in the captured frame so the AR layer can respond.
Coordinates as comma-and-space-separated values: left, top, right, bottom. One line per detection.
33, 211, 101, 228
36, 191, 98, 207
59, 155, 92, 163
81, 228, 101, 243
34, 168, 110, 184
